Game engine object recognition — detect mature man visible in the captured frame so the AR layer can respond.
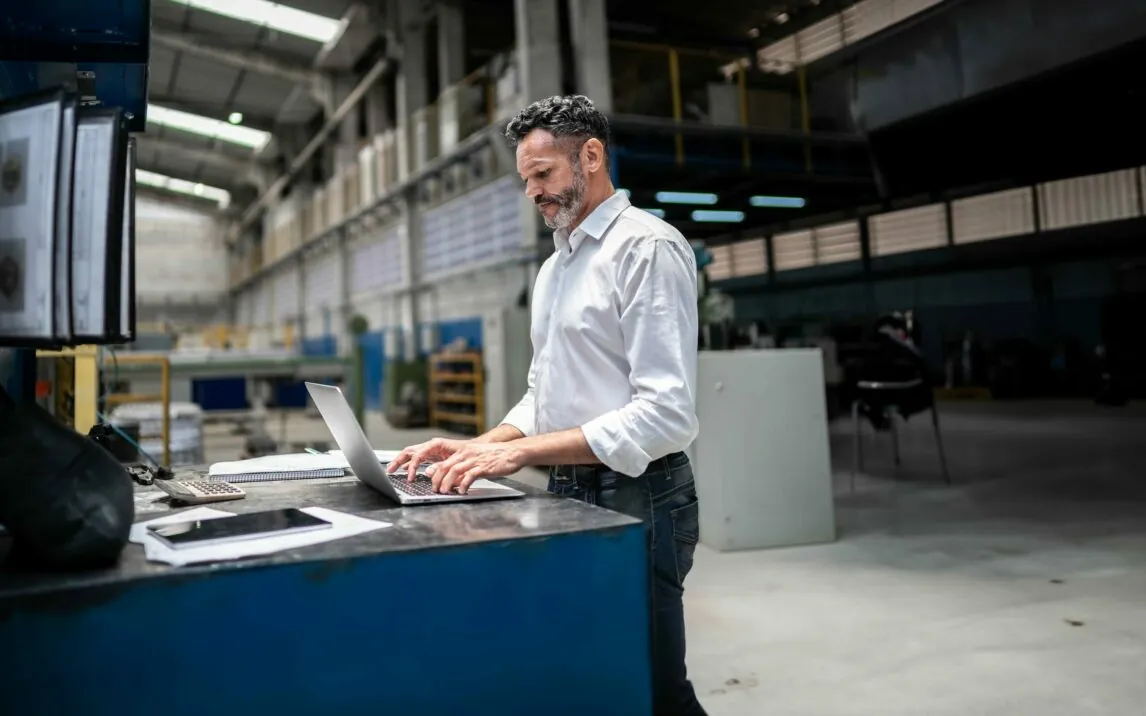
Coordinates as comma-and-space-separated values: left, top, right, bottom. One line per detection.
388, 95, 706, 715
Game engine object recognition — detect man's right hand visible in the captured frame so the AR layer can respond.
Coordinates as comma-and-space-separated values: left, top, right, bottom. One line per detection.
386, 437, 467, 479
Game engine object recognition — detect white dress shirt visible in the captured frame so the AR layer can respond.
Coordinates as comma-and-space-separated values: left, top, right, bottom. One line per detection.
501, 190, 700, 477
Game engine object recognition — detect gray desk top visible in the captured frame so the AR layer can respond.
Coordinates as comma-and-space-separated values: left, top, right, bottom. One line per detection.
0, 477, 642, 602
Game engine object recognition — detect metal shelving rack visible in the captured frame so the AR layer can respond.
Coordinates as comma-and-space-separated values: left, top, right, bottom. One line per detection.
428, 351, 486, 436
0, 0, 150, 405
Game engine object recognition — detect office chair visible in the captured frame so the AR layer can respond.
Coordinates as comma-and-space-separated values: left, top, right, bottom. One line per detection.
848, 314, 951, 491
850, 378, 950, 492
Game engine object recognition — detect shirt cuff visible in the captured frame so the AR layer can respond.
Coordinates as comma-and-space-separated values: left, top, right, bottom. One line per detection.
580, 414, 653, 478
500, 405, 536, 438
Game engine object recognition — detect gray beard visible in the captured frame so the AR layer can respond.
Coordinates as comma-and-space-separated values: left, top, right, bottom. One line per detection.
544, 165, 587, 231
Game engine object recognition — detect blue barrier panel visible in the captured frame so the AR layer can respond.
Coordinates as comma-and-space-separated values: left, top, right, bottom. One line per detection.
191, 378, 249, 411
358, 331, 385, 410
436, 318, 484, 351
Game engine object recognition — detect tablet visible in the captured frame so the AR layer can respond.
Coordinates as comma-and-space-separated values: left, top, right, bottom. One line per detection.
146, 508, 331, 550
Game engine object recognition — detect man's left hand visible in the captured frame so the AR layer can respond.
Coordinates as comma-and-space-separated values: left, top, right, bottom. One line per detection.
428, 442, 527, 494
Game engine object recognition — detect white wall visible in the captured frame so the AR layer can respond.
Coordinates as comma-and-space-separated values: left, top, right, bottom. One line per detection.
135, 197, 228, 323
416, 263, 532, 324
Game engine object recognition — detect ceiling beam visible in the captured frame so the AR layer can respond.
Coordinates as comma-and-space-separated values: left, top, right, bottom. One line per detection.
152, 30, 335, 110
136, 156, 247, 193
235, 58, 392, 235
135, 185, 233, 214
136, 136, 274, 190
145, 94, 283, 133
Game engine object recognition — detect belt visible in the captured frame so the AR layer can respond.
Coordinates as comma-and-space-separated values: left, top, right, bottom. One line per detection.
551, 452, 687, 480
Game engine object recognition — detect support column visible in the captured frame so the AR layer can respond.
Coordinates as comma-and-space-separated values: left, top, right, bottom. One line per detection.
297, 256, 309, 344
333, 76, 360, 172
514, 0, 564, 104
399, 190, 420, 362
337, 236, 352, 355
567, 0, 613, 112
437, 0, 466, 92
364, 82, 392, 137
396, 0, 428, 181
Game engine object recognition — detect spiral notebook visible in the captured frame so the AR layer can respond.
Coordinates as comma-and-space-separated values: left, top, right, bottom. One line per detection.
208, 453, 349, 484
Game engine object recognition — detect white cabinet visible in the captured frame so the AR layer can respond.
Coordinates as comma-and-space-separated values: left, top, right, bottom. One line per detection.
690, 349, 836, 551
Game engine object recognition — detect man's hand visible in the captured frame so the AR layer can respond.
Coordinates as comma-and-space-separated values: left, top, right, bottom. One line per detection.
427, 442, 526, 494
386, 437, 467, 478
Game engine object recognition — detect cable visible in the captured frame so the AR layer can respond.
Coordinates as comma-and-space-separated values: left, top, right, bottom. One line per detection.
96, 410, 161, 468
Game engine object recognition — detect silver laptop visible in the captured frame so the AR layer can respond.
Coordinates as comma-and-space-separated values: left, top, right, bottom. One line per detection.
305, 382, 526, 505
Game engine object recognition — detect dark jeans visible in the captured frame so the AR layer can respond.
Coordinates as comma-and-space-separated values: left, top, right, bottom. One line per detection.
549, 453, 707, 716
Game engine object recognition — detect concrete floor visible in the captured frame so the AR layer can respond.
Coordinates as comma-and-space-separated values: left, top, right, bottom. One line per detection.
202, 401, 1146, 715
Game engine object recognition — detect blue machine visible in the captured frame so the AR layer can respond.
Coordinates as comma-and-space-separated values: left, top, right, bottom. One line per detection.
0, 481, 654, 715
0, 1, 150, 130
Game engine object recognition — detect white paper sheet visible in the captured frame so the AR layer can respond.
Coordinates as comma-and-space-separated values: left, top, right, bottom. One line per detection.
131, 506, 391, 567
209, 452, 349, 477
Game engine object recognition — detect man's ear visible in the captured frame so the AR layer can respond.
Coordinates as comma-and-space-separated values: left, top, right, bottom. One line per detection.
581, 138, 606, 173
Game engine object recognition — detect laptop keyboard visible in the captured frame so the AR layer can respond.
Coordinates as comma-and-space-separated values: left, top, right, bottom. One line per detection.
388, 473, 455, 497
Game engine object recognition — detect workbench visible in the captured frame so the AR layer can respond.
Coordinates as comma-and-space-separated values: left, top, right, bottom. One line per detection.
0, 478, 652, 716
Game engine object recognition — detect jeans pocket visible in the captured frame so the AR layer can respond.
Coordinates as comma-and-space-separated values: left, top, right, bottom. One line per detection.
548, 472, 592, 504
669, 495, 700, 583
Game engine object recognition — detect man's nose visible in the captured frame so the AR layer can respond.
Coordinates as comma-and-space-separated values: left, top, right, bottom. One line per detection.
525, 180, 542, 199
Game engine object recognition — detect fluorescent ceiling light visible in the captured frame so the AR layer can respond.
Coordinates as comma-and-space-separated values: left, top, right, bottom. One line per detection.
136, 169, 232, 209
148, 105, 271, 151
167, 0, 343, 43
656, 191, 719, 205
643, 208, 666, 219
750, 195, 806, 208
691, 210, 744, 223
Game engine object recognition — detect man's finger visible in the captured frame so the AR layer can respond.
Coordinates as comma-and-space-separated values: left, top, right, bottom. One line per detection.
431, 454, 463, 491
405, 450, 432, 481
386, 449, 413, 473
456, 469, 481, 495
439, 461, 472, 494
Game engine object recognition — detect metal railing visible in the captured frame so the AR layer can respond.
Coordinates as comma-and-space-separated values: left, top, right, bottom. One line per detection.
609, 39, 815, 173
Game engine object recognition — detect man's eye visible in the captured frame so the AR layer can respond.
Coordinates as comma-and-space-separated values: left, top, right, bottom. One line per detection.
538, 170, 550, 179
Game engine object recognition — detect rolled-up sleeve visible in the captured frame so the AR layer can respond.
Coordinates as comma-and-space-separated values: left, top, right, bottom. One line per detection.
580, 238, 699, 476
500, 354, 539, 437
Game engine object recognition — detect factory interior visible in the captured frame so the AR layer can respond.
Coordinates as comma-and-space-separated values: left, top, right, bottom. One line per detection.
3, 0, 1146, 714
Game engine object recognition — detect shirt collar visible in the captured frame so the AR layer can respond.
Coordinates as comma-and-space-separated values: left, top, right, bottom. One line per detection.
553, 190, 631, 254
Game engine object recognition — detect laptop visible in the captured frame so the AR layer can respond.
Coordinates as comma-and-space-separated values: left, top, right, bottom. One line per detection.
305, 382, 526, 505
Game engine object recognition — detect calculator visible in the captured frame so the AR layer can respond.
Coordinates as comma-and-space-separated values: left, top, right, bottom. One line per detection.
155, 479, 246, 505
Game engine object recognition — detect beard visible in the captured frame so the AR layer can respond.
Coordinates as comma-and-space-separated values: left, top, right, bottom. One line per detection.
535, 163, 587, 230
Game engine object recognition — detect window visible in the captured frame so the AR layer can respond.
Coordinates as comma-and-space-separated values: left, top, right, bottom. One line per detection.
869, 204, 947, 257
952, 187, 1035, 244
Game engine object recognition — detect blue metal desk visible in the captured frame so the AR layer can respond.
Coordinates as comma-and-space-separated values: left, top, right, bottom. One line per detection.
0, 480, 652, 716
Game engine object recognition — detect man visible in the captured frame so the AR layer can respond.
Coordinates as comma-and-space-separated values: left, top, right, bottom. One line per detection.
388, 95, 706, 716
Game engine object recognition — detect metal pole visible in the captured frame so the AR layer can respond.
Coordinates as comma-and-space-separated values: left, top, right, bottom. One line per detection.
160, 357, 171, 467
349, 315, 368, 427
797, 64, 813, 173
72, 345, 99, 435
738, 63, 751, 170
669, 48, 684, 167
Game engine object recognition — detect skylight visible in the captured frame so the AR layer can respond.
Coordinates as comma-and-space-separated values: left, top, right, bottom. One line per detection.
167, 0, 344, 43
147, 105, 272, 151
691, 210, 745, 223
136, 169, 232, 209
656, 191, 719, 205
